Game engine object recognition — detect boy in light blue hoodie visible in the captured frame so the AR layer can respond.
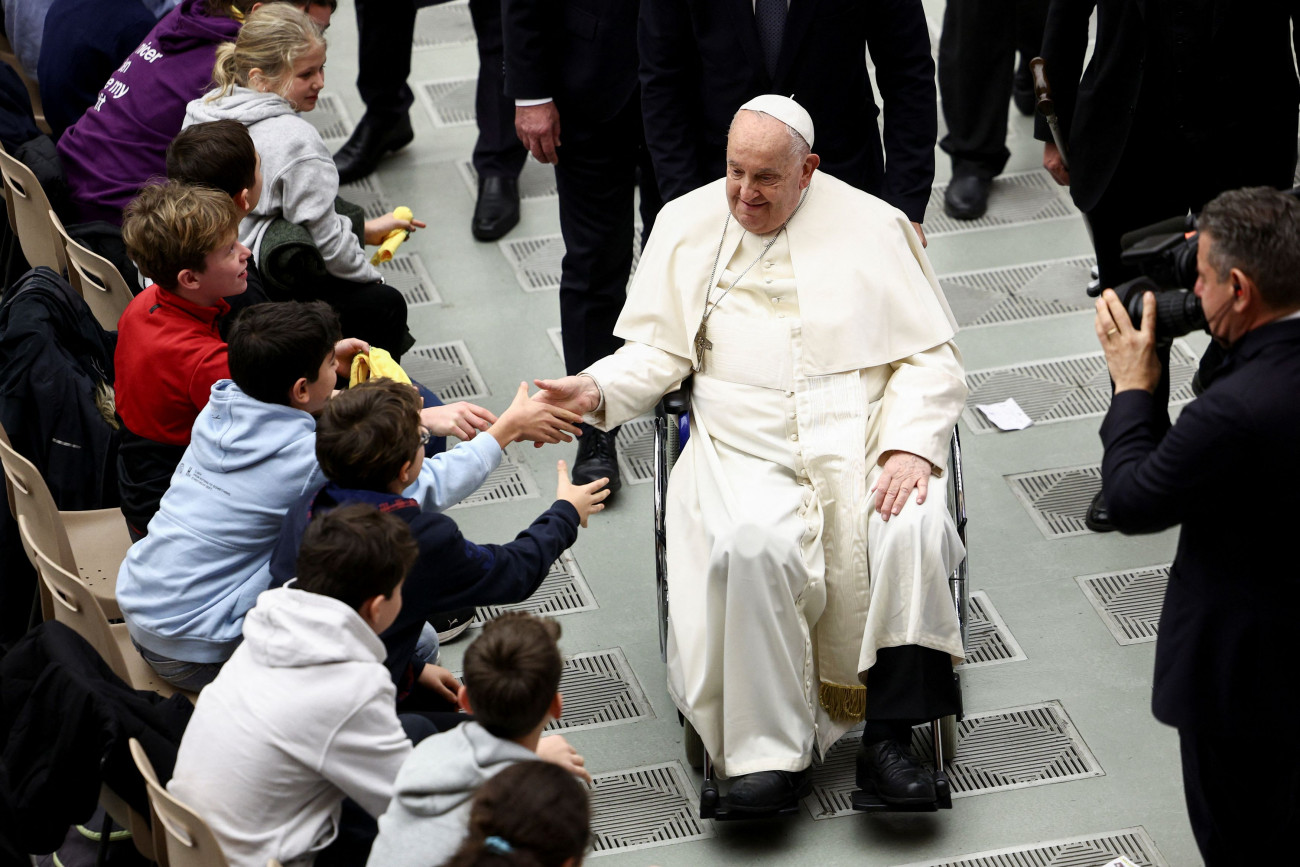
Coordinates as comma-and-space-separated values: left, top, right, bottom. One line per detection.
117, 300, 581, 691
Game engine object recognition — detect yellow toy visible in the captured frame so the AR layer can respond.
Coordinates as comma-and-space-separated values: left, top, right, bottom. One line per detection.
349, 347, 412, 387
370, 206, 414, 265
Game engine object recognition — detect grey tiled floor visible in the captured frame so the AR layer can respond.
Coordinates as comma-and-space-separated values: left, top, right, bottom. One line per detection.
319, 2, 1201, 863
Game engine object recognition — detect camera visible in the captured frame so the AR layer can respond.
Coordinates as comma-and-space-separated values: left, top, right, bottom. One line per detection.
1112, 216, 1205, 340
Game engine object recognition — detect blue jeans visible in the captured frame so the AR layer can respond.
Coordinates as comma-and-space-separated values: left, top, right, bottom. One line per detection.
133, 640, 225, 691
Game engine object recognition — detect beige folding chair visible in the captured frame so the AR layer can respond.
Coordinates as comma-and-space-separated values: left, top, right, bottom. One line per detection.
0, 33, 52, 135
26, 521, 187, 700
0, 422, 130, 620
100, 782, 161, 864
0, 148, 66, 272
51, 209, 133, 330
130, 737, 230, 867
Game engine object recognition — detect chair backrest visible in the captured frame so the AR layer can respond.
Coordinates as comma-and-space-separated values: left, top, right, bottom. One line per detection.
129, 738, 231, 867
100, 782, 159, 864
0, 148, 66, 271
51, 209, 133, 331
26, 520, 132, 682
0, 434, 75, 622
0, 419, 17, 517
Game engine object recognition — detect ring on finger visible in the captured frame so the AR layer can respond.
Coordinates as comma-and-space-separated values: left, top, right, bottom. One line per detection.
1106, 327, 1119, 337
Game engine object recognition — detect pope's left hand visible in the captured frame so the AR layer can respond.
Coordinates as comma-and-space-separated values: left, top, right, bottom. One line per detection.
332, 337, 370, 378
417, 664, 461, 704
872, 450, 934, 521
911, 221, 927, 248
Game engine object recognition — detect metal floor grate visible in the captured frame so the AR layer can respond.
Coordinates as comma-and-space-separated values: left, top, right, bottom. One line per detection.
1077, 564, 1170, 645
896, 827, 1168, 867
470, 549, 595, 617
614, 417, 656, 485
459, 158, 558, 201
301, 92, 352, 142
940, 256, 1097, 327
545, 647, 654, 733
804, 700, 1103, 820
499, 232, 642, 292
339, 174, 393, 220
401, 340, 488, 401
381, 253, 441, 307
416, 77, 478, 127
964, 341, 1198, 433
413, 0, 475, 48
926, 171, 1079, 237
1006, 464, 1102, 539
449, 453, 541, 510
588, 762, 714, 856
958, 590, 1027, 669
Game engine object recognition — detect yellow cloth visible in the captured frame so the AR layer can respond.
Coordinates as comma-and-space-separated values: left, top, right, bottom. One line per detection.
349, 348, 412, 387
370, 206, 413, 265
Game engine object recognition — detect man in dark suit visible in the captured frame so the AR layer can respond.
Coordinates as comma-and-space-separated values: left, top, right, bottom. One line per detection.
639, 0, 935, 240
1036, 0, 1299, 529
1094, 187, 1300, 866
335, 0, 527, 241
503, 0, 659, 496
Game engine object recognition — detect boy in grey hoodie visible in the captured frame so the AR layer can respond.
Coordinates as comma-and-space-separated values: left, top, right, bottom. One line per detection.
169, 503, 421, 867
367, 613, 591, 867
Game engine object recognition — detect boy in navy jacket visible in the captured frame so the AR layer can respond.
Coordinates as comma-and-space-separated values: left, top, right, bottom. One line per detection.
269, 378, 608, 706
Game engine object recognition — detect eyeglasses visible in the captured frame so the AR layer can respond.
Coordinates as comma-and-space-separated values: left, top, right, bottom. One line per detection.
418, 427, 432, 448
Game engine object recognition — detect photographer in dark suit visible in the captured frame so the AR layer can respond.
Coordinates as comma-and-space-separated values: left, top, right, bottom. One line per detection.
639, 0, 935, 241
1036, 0, 1299, 530
1094, 187, 1300, 866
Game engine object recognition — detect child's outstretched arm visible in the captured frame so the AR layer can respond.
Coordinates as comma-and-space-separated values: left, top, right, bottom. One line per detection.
555, 459, 608, 528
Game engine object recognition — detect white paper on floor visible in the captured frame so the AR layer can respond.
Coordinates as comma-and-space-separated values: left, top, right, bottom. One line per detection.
975, 397, 1034, 431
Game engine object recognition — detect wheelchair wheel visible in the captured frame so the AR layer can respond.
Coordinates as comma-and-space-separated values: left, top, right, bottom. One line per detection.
939, 714, 958, 766
683, 719, 704, 771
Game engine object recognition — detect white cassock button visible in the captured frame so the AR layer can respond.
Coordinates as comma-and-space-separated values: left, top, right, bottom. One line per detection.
788, 411, 796, 420
765, 278, 773, 285
764, 261, 773, 268
789, 433, 798, 442
785, 391, 794, 398
777, 313, 785, 319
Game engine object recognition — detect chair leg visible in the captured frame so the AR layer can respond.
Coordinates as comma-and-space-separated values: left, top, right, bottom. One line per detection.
94, 808, 113, 867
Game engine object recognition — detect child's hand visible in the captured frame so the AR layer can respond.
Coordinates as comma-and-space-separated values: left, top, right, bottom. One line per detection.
536, 734, 592, 783
420, 402, 497, 441
417, 664, 461, 704
556, 459, 608, 528
363, 213, 427, 246
332, 337, 370, 378
490, 382, 584, 448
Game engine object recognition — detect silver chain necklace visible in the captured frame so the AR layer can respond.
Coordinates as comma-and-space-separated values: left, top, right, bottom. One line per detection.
693, 183, 810, 373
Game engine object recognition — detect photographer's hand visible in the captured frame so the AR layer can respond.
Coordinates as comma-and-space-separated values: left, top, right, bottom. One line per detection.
1095, 288, 1161, 393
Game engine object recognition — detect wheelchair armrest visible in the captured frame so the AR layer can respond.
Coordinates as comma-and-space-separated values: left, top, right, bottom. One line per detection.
662, 377, 693, 416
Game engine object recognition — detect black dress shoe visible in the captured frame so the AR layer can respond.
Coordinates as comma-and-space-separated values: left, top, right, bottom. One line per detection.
571, 426, 621, 498
724, 770, 811, 813
1012, 58, 1036, 117
333, 112, 415, 185
943, 174, 992, 221
430, 607, 476, 643
856, 739, 935, 805
471, 176, 520, 241
1085, 489, 1117, 533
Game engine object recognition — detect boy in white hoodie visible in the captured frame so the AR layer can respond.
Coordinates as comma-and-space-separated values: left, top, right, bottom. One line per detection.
367, 613, 591, 867
168, 502, 422, 867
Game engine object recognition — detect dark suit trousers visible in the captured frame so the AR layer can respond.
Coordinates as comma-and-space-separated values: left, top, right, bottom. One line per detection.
1180, 727, 1300, 865
354, 0, 417, 118
938, 0, 1047, 178
470, 0, 527, 179
555, 97, 661, 375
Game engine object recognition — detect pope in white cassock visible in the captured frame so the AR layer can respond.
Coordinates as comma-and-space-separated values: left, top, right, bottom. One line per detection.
535, 95, 968, 814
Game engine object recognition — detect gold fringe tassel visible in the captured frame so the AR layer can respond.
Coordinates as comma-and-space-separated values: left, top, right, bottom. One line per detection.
818, 681, 867, 722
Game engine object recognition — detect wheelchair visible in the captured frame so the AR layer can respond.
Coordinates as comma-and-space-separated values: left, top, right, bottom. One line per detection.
651, 382, 970, 819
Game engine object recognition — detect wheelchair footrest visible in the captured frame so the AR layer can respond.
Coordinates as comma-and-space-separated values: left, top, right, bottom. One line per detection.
705, 800, 802, 821
851, 770, 953, 812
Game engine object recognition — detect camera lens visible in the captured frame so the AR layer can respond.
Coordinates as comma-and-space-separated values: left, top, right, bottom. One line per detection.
1120, 281, 1207, 339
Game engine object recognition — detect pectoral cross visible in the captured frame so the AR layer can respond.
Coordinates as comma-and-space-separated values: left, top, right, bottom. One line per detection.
693, 320, 712, 373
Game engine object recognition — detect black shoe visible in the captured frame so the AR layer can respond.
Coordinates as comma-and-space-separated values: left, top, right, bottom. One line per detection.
855, 739, 935, 805
572, 427, 621, 498
1084, 489, 1116, 533
724, 770, 811, 813
943, 174, 992, 221
471, 176, 520, 241
430, 607, 476, 644
333, 112, 415, 184
1013, 58, 1036, 117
